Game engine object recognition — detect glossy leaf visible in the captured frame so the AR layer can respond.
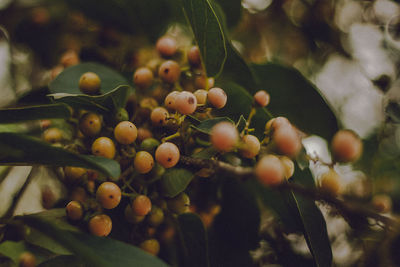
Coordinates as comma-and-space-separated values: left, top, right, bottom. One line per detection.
0, 133, 120, 178
21, 210, 170, 267
160, 168, 194, 198
191, 117, 234, 135
251, 63, 338, 140
0, 104, 71, 123
177, 213, 210, 267
49, 62, 129, 95
0, 241, 54, 265
215, 0, 242, 29
181, 0, 227, 77
38, 255, 85, 267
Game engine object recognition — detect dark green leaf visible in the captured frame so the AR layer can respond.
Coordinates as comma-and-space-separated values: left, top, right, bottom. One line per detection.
0, 241, 54, 265
177, 213, 210, 267
215, 0, 242, 29
49, 85, 132, 115
38, 255, 85, 267
0, 104, 71, 123
181, 0, 227, 77
0, 133, 120, 178
21, 210, 170, 267
251, 63, 338, 140
160, 168, 194, 198
191, 117, 234, 134
192, 147, 218, 159
49, 62, 129, 95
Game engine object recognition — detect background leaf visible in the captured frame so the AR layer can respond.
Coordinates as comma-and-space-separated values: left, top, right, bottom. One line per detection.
190, 117, 234, 135
214, 0, 242, 29
0, 133, 120, 178
160, 168, 194, 198
0, 241, 54, 265
38, 255, 85, 267
0, 104, 71, 123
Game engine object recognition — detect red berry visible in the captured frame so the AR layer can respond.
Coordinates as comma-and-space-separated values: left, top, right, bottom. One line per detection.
210, 122, 238, 152
331, 130, 363, 163
96, 182, 122, 209
207, 87, 227, 109
156, 36, 177, 57
175, 91, 197, 115
155, 142, 180, 168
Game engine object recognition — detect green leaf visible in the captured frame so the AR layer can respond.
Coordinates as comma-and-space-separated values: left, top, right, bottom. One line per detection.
49, 85, 132, 115
191, 117, 234, 134
0, 104, 71, 123
160, 168, 194, 198
251, 63, 338, 140
215, 0, 242, 29
0, 133, 120, 178
0, 241, 54, 265
38, 255, 85, 267
49, 62, 129, 95
21, 210, 170, 267
177, 213, 210, 267
181, 0, 227, 77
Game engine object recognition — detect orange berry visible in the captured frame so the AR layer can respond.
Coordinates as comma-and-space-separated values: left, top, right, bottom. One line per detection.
43, 128, 63, 143
175, 91, 197, 115
187, 45, 201, 66
279, 156, 295, 179
60, 49, 80, 67
210, 122, 238, 152
91, 137, 116, 159
207, 87, 227, 109
139, 239, 160, 256
158, 60, 181, 84
79, 72, 101, 95
156, 36, 177, 57
132, 195, 152, 216
371, 194, 392, 213
320, 169, 341, 196
134, 151, 154, 174
254, 90, 270, 107
114, 121, 138, 145
164, 91, 180, 110
331, 130, 363, 163
150, 107, 169, 126
240, 135, 261, 158
18, 252, 36, 267
194, 89, 208, 105
88, 214, 112, 237
66, 201, 84, 221
155, 142, 180, 168
96, 182, 121, 209
137, 128, 153, 142
133, 67, 154, 89
79, 112, 102, 137
273, 124, 302, 157
255, 155, 285, 186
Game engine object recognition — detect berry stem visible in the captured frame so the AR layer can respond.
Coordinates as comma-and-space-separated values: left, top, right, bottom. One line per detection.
162, 131, 181, 143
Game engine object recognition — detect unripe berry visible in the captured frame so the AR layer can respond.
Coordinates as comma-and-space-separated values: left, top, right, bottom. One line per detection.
254, 90, 270, 107
114, 121, 137, 145
331, 130, 363, 163
371, 194, 392, 213
134, 151, 154, 174
210, 122, 238, 152
43, 128, 63, 143
88, 214, 112, 237
164, 91, 180, 110
64, 166, 86, 181
66, 200, 83, 221
150, 107, 169, 126
175, 91, 197, 115
187, 45, 201, 66
114, 108, 129, 123
156, 36, 177, 57
91, 137, 116, 159
158, 60, 181, 84
194, 89, 208, 105
19, 252, 36, 267
279, 156, 295, 179
273, 124, 301, 157
139, 239, 160, 256
155, 142, 180, 168
125, 204, 145, 224
79, 112, 102, 137
79, 72, 101, 95
207, 87, 227, 109
319, 169, 341, 196
140, 138, 161, 154
148, 206, 164, 227
167, 192, 190, 214
240, 135, 261, 158
132, 195, 152, 216
96, 182, 121, 209
255, 155, 285, 186
133, 67, 154, 89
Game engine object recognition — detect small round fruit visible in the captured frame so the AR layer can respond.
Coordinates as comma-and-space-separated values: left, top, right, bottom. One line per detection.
140, 138, 161, 154
125, 204, 145, 224
207, 87, 227, 109
96, 182, 122, 209
265, 117, 290, 133
132, 195, 152, 216
88, 214, 112, 237
64, 166, 86, 181
320, 169, 341, 196
114, 121, 138, 145
273, 125, 301, 157
139, 239, 160, 256
151, 107, 169, 126
158, 60, 181, 84
41, 186, 56, 209
254, 90, 270, 107
194, 76, 214, 89
79, 112, 102, 137
60, 49, 80, 67
194, 89, 208, 105
92, 137, 116, 159
155, 142, 180, 168
210, 122, 239, 152
331, 130, 363, 163
79, 72, 101, 94
164, 91, 180, 110
19, 252, 36, 267
156, 36, 177, 57
43, 128, 63, 143
137, 128, 153, 142
148, 206, 164, 227
187, 46, 201, 66
371, 194, 392, 213
280, 156, 295, 179
255, 155, 285, 186
114, 108, 129, 122
167, 192, 190, 214
133, 67, 154, 89
240, 135, 261, 158
175, 91, 197, 115
134, 151, 154, 174
66, 201, 83, 221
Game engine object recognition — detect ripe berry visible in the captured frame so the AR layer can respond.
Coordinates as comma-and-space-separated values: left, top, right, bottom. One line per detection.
371, 194, 392, 213
125, 204, 145, 224
320, 169, 341, 196
156, 36, 177, 57
273, 124, 301, 157
66, 200, 83, 221
88, 214, 112, 237
155, 142, 180, 168
41, 186, 56, 209
164, 91, 180, 110
148, 206, 164, 227
207, 87, 227, 109
158, 60, 181, 84
114, 121, 137, 145
132, 195, 152, 216
265, 117, 290, 133
167, 192, 190, 214
175, 91, 197, 115
210, 122, 238, 152
18, 252, 36, 267
331, 130, 363, 163
240, 135, 261, 158
133, 67, 154, 89
91, 137, 116, 159
43, 128, 63, 143
194, 75, 214, 89
187, 46, 201, 66
150, 107, 169, 126
139, 239, 160, 256
137, 127, 153, 142
64, 166, 86, 181
134, 151, 154, 174
79, 72, 101, 94
194, 89, 208, 105
279, 156, 295, 179
96, 182, 121, 209
255, 155, 285, 186
254, 90, 270, 107
79, 112, 102, 137
60, 49, 80, 67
